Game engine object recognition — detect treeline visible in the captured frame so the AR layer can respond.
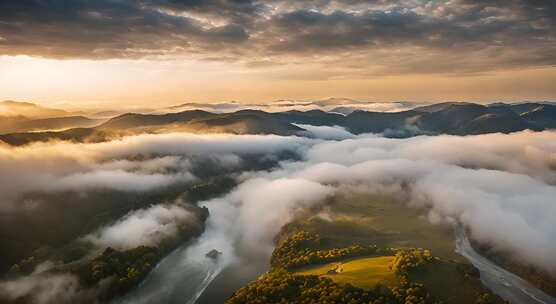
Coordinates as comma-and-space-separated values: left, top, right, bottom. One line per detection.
8, 245, 161, 301
229, 229, 508, 304
72, 246, 159, 299
6, 200, 210, 302
271, 231, 437, 273
257, 231, 436, 304
390, 249, 434, 274
227, 269, 435, 304
271, 231, 393, 269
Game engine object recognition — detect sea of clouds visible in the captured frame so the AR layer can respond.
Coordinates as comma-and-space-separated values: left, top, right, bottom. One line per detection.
1, 128, 556, 303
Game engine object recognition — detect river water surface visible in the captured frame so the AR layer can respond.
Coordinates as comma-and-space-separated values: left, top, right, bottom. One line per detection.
116, 225, 556, 304
455, 227, 556, 304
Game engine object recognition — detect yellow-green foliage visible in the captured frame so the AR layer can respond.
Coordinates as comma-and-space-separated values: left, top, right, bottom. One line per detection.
295, 256, 398, 289
390, 249, 434, 274
230, 230, 504, 304
271, 231, 393, 269
236, 230, 435, 303
391, 275, 431, 304
72, 246, 159, 297
226, 269, 433, 304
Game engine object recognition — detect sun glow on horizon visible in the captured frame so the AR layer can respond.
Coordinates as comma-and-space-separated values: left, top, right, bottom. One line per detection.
1, 55, 555, 108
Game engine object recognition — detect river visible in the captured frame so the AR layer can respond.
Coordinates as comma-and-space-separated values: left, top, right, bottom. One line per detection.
114, 239, 226, 304
116, 224, 556, 304
455, 227, 556, 304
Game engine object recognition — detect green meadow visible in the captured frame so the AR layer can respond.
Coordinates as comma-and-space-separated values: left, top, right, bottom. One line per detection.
295, 255, 397, 289
286, 193, 462, 261
279, 193, 501, 304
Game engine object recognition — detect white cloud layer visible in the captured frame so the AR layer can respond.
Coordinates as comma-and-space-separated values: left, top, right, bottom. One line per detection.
0, 132, 313, 211
194, 130, 556, 274
85, 203, 201, 250
295, 124, 356, 140
2, 129, 556, 303
201, 177, 334, 258
0, 272, 97, 304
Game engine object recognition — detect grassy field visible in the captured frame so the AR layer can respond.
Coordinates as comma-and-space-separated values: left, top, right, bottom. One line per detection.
285, 193, 463, 261
295, 256, 397, 289
279, 193, 504, 303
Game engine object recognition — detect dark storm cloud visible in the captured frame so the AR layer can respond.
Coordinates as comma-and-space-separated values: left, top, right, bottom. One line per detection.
266, 1, 554, 54
0, 0, 554, 73
148, 0, 263, 25
267, 9, 431, 51
0, 0, 250, 58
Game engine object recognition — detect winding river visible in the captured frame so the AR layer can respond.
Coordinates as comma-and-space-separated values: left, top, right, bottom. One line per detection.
455, 227, 556, 304
114, 239, 225, 304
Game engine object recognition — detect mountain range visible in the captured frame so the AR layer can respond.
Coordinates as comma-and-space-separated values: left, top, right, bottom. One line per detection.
0, 101, 555, 146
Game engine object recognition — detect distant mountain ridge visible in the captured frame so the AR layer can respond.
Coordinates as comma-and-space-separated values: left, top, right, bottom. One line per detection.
0, 116, 103, 134
0, 100, 70, 118
0, 101, 107, 134
165, 98, 420, 113
0, 102, 554, 146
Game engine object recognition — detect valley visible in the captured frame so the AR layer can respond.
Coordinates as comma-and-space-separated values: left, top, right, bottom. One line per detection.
0, 100, 555, 304
2, 1, 555, 302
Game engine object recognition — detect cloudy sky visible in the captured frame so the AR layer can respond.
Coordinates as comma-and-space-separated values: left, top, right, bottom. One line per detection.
0, 0, 555, 107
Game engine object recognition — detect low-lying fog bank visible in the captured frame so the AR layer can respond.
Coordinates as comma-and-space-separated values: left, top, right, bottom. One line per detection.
1, 129, 555, 303
202, 130, 556, 275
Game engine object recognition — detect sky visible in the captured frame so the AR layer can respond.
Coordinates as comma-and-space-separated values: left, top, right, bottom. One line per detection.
0, 0, 555, 107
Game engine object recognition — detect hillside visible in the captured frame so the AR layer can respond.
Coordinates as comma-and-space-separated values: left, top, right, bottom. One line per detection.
226, 194, 506, 304
98, 110, 217, 130
0, 116, 103, 134
184, 113, 305, 136
0, 128, 114, 146
1, 102, 554, 146
519, 105, 556, 128
0, 100, 69, 118
413, 103, 541, 135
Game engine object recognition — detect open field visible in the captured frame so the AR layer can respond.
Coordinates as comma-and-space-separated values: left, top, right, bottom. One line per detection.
284, 193, 463, 261
295, 255, 397, 289
278, 193, 504, 304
